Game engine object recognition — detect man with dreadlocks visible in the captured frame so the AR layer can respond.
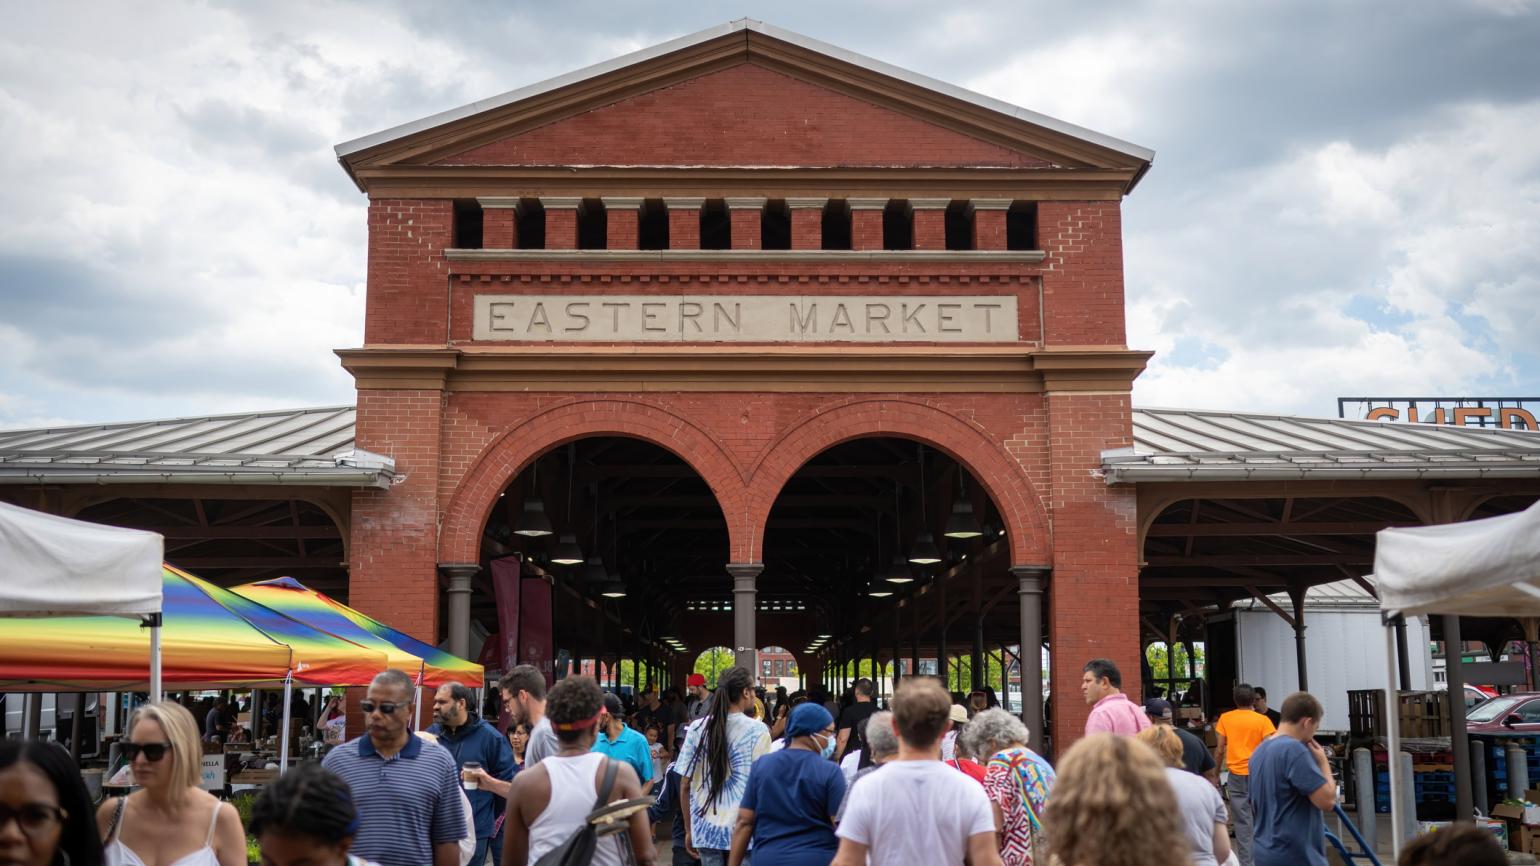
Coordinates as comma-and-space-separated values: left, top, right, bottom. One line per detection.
500, 675, 657, 866
675, 666, 771, 866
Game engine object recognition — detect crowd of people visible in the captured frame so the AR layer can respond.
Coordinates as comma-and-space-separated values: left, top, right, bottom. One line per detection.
0, 659, 1510, 866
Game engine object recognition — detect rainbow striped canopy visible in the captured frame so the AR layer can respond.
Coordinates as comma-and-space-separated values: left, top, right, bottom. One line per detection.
0, 566, 386, 692
232, 577, 484, 689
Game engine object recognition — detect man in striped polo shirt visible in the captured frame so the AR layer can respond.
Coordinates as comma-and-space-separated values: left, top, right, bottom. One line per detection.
322, 669, 464, 866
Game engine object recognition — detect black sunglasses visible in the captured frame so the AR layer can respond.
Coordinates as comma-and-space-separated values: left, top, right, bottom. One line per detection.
360, 700, 406, 715
122, 741, 172, 762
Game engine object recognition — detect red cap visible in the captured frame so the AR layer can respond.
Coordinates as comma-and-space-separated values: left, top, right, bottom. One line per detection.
687, 673, 707, 687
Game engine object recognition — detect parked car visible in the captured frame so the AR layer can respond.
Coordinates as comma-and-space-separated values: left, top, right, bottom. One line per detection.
1465, 693, 1540, 734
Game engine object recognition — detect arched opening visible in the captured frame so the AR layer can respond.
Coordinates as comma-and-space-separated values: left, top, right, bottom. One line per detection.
475, 436, 730, 691
761, 437, 1012, 706
693, 647, 735, 689
757, 645, 799, 692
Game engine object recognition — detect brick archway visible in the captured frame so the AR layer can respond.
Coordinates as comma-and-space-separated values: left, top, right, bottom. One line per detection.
439, 398, 750, 564
743, 398, 1052, 564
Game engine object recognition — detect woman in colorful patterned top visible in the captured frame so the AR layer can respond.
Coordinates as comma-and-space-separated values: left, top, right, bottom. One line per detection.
964, 709, 1056, 866
675, 666, 772, 865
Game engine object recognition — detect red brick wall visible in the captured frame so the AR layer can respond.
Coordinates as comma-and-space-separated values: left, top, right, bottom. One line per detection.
365, 200, 452, 345
435, 62, 1049, 169
1039, 202, 1126, 345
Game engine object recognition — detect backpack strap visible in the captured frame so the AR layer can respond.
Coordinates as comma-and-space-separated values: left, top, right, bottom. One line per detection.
592, 756, 620, 812
106, 795, 126, 841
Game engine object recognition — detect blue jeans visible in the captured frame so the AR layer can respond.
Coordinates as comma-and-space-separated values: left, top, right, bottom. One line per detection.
699, 851, 747, 866
472, 837, 491, 865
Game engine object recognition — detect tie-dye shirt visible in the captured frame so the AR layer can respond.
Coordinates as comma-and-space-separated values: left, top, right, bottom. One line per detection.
676, 712, 772, 851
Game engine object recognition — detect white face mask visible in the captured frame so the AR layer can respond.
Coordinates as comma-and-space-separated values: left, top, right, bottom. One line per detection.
816, 731, 837, 759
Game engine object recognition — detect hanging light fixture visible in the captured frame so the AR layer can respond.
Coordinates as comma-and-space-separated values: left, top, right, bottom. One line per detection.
601, 580, 627, 598
885, 485, 916, 582
514, 462, 554, 537
866, 576, 894, 599
581, 492, 607, 581
551, 445, 583, 565
944, 469, 984, 539
908, 444, 943, 564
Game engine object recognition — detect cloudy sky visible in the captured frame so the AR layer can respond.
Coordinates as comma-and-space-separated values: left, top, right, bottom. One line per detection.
2, 1, 1536, 430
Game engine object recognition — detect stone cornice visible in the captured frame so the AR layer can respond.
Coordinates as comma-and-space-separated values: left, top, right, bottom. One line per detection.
336, 345, 1147, 394
443, 248, 1046, 264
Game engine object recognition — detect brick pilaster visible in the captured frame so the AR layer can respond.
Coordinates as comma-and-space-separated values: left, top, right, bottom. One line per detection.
726, 197, 765, 250
787, 197, 824, 250
664, 197, 703, 249
543, 197, 581, 250
972, 199, 1010, 251
602, 197, 643, 250
910, 198, 950, 251
849, 197, 886, 250
478, 197, 519, 249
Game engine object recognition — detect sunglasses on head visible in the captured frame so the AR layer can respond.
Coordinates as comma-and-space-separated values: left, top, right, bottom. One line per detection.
360, 700, 406, 715
122, 741, 172, 762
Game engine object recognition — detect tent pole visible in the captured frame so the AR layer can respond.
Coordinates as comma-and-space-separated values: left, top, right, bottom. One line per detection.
279, 673, 293, 774
1385, 623, 1405, 859
145, 613, 163, 702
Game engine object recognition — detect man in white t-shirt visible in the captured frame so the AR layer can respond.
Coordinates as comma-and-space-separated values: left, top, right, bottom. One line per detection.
832, 679, 1002, 866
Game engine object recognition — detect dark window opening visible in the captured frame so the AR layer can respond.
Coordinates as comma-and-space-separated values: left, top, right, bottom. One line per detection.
1007, 201, 1038, 250
882, 200, 913, 250
516, 199, 545, 250
639, 199, 669, 250
578, 198, 607, 250
821, 200, 851, 250
700, 199, 731, 250
452, 199, 483, 249
761, 200, 791, 250
944, 201, 973, 251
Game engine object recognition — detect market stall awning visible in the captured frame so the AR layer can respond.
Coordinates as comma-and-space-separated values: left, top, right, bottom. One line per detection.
1375, 499, 1540, 618
0, 500, 162, 617
232, 577, 484, 688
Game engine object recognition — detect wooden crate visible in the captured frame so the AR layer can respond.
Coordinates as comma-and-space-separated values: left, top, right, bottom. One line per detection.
1347, 689, 1450, 739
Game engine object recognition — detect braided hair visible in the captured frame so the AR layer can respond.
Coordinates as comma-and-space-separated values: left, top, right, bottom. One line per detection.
248, 762, 359, 842
700, 665, 754, 808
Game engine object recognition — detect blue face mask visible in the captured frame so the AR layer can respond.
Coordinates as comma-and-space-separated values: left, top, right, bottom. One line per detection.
818, 732, 837, 760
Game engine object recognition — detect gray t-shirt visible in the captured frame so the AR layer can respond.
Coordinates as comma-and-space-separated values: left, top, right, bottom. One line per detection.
524, 716, 561, 767
1166, 767, 1227, 866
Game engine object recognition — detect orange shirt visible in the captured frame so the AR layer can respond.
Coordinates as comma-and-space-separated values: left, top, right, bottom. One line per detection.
1215, 709, 1276, 775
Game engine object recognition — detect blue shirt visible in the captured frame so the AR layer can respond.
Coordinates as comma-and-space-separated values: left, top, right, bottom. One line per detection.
591, 722, 654, 784
321, 734, 464, 866
741, 747, 846, 866
427, 715, 516, 840
1249, 735, 1328, 866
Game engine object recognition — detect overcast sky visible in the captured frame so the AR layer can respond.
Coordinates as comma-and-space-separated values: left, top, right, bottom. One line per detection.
2, 1, 1537, 430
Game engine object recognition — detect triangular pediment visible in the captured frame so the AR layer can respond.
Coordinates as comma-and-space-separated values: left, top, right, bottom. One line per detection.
338, 20, 1152, 184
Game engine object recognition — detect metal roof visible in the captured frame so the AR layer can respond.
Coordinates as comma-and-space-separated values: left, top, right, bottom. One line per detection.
0, 406, 395, 488
1236, 577, 1380, 612
334, 18, 1155, 164
1105, 407, 1540, 483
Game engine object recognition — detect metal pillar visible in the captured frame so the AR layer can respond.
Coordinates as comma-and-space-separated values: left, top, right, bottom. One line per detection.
909, 589, 921, 680
727, 563, 763, 671
938, 577, 949, 689
1012, 566, 1048, 754
1444, 615, 1474, 821
439, 563, 480, 661
1289, 585, 1308, 692
1394, 617, 1413, 691
972, 614, 986, 691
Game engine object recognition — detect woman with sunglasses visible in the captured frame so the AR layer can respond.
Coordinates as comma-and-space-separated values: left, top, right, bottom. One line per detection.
97, 701, 247, 866
1, 739, 105, 866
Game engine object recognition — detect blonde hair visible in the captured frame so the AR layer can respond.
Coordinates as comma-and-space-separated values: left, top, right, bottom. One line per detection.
1137, 725, 1185, 769
1045, 734, 1192, 866
127, 701, 203, 794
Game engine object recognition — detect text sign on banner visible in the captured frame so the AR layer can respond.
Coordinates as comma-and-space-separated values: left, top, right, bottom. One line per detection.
472, 295, 1020, 342
199, 754, 225, 791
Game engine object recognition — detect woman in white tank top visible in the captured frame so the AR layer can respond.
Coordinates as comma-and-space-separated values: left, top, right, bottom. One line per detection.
501, 676, 657, 866
95, 702, 246, 866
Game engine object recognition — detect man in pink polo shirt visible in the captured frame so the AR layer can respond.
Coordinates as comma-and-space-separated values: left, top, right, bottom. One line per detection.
1081, 658, 1151, 736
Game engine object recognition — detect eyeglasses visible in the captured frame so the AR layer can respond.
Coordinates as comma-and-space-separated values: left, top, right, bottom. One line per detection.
121, 741, 172, 762
0, 803, 69, 837
360, 700, 406, 715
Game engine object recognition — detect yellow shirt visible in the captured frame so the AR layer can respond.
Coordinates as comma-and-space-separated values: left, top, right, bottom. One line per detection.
1215, 709, 1276, 775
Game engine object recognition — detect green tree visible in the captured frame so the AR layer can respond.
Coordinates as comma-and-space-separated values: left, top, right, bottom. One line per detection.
693, 647, 735, 688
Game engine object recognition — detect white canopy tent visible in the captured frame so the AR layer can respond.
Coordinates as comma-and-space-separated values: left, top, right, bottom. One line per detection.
0, 501, 165, 697
1374, 499, 1540, 857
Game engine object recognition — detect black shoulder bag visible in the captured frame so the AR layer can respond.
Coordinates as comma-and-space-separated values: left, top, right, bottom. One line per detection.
533, 758, 621, 866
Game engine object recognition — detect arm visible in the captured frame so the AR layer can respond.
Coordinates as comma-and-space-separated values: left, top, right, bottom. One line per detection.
501, 775, 532, 866
727, 809, 755, 866
991, 801, 1005, 851
680, 776, 697, 859
1213, 732, 1227, 777
213, 801, 249, 866
966, 831, 1004, 866
469, 768, 513, 798
836, 726, 851, 756
830, 839, 870, 866
1212, 822, 1231, 863
432, 842, 458, 866
1306, 740, 1338, 811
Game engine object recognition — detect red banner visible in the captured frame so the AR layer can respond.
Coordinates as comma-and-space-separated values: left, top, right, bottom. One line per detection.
490, 556, 522, 675
520, 576, 555, 689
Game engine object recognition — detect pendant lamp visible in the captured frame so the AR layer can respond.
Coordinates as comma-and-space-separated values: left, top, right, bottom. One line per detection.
514, 463, 554, 537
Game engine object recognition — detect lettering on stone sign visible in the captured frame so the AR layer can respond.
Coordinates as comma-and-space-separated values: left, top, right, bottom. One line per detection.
471, 295, 1020, 342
